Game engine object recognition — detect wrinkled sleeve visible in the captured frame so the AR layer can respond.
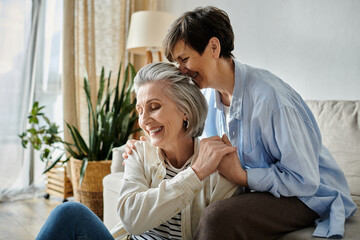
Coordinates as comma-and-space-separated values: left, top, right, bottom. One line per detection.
247, 106, 321, 197
117, 146, 202, 235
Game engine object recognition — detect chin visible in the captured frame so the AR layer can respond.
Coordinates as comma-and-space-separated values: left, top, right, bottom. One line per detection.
149, 138, 162, 148
194, 77, 206, 89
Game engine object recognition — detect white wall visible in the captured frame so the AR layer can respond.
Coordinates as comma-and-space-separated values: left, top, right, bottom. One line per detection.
158, 0, 360, 100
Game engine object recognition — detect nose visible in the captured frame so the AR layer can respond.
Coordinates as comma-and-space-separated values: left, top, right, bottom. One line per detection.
139, 109, 152, 127
178, 63, 189, 75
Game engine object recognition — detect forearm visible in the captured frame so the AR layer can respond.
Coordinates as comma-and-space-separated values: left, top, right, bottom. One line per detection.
246, 163, 319, 198
220, 168, 248, 187
118, 167, 202, 234
217, 159, 248, 187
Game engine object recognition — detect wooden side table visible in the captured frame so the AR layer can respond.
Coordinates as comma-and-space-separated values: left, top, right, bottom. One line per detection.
44, 162, 73, 202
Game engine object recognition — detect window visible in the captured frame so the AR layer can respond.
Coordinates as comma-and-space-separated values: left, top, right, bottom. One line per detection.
0, 0, 63, 199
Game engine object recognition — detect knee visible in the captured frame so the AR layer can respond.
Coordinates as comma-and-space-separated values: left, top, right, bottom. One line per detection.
195, 201, 237, 240
51, 202, 89, 221
200, 200, 231, 226
199, 199, 250, 228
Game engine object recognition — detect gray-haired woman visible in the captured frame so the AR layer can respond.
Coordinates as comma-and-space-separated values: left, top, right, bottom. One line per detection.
36, 62, 240, 240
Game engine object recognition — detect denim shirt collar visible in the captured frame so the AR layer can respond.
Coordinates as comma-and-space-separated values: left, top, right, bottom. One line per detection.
213, 60, 245, 120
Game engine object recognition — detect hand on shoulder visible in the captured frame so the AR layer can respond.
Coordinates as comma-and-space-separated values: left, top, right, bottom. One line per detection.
122, 136, 146, 165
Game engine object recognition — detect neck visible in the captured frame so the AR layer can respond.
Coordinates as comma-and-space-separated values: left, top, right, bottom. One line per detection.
212, 58, 235, 106
162, 137, 194, 168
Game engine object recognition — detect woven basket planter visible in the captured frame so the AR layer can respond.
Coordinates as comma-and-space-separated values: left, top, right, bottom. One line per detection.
70, 158, 111, 221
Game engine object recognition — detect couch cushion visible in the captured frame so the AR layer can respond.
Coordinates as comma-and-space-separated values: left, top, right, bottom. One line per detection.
103, 172, 124, 193
111, 145, 125, 173
306, 101, 360, 196
103, 172, 124, 230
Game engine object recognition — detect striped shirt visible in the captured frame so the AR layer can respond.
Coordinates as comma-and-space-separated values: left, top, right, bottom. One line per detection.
131, 159, 192, 240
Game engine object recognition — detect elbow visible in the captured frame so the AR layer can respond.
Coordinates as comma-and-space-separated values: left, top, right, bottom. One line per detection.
118, 211, 140, 235
288, 176, 319, 197
301, 177, 319, 196
121, 223, 141, 236
117, 198, 147, 235
117, 200, 137, 234
275, 174, 319, 197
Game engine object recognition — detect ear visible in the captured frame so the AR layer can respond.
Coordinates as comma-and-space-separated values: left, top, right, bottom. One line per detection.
208, 37, 221, 58
183, 113, 188, 121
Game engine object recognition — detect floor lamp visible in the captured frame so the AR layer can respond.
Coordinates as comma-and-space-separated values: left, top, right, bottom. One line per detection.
126, 11, 176, 64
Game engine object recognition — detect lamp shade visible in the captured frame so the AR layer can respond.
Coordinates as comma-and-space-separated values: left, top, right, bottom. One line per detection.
126, 11, 177, 55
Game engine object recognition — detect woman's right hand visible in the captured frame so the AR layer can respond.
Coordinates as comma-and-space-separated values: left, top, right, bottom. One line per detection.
191, 135, 237, 181
122, 136, 146, 160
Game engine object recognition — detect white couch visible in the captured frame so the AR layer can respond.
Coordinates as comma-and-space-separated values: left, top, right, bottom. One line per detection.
103, 100, 360, 239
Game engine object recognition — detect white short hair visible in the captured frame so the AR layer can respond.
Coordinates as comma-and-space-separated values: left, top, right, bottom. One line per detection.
134, 62, 208, 138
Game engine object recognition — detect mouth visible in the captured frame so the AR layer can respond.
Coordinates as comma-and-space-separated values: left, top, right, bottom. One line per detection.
148, 126, 163, 136
187, 72, 199, 87
190, 72, 198, 79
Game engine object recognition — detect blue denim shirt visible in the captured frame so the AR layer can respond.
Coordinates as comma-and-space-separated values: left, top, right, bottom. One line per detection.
201, 60, 357, 238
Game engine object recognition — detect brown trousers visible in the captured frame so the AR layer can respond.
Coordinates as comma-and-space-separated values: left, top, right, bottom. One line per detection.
194, 192, 319, 240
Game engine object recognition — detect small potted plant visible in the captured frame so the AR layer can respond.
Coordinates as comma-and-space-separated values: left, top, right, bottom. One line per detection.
19, 101, 66, 173
19, 101, 73, 201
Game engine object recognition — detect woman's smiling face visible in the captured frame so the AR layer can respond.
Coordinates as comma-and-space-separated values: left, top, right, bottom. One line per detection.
136, 82, 187, 149
172, 40, 214, 89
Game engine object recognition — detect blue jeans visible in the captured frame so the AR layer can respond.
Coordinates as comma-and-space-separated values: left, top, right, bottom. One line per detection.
36, 202, 114, 240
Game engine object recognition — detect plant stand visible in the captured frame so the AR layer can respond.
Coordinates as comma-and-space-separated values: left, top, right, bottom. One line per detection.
45, 162, 73, 202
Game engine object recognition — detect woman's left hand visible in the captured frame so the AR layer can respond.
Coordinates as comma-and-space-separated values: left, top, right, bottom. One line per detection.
218, 135, 248, 187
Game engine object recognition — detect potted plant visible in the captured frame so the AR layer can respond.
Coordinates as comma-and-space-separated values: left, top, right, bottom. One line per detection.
19, 101, 73, 202
19, 102, 66, 172
66, 63, 139, 220
19, 63, 139, 219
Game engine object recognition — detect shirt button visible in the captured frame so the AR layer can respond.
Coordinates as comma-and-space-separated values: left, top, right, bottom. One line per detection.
158, 175, 162, 179
175, 209, 180, 213
194, 190, 199, 194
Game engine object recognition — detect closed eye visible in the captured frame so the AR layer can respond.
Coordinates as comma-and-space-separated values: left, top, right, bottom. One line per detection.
150, 103, 161, 111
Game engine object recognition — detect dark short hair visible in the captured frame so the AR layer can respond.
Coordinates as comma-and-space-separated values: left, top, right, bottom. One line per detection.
163, 6, 234, 62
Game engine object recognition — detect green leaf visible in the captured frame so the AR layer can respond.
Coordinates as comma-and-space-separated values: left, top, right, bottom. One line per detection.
31, 102, 39, 115
97, 67, 105, 105
72, 126, 89, 154
105, 142, 114, 160
43, 153, 65, 174
29, 116, 38, 124
43, 148, 50, 158
21, 139, 28, 148
48, 123, 59, 134
79, 158, 88, 186
64, 144, 83, 159
43, 115, 51, 125
66, 123, 88, 156
113, 62, 123, 108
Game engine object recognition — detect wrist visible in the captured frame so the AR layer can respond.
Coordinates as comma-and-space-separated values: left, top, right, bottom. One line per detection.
236, 169, 248, 187
191, 165, 206, 181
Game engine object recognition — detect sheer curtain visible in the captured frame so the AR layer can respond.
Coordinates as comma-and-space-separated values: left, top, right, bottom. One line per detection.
63, 0, 135, 146
0, 0, 63, 201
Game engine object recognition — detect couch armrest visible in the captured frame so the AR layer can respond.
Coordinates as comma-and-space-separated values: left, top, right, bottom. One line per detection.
103, 172, 124, 230
111, 145, 125, 173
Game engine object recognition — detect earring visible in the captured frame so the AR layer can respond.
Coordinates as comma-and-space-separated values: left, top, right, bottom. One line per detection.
183, 120, 189, 129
